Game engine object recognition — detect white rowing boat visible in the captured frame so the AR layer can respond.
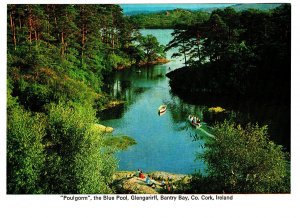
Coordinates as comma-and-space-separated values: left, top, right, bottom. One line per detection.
188, 115, 202, 128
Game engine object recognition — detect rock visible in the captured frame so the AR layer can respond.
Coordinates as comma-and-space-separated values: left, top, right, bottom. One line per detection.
104, 136, 136, 150
148, 171, 189, 182
112, 171, 191, 194
121, 177, 159, 194
102, 100, 126, 111
92, 124, 114, 133
208, 106, 225, 113
113, 171, 159, 194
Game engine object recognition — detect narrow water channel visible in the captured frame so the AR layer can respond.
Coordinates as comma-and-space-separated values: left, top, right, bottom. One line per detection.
100, 29, 207, 174
100, 29, 290, 174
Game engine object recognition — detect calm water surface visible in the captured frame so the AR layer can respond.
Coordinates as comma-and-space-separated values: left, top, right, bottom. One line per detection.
101, 29, 207, 174
100, 29, 289, 174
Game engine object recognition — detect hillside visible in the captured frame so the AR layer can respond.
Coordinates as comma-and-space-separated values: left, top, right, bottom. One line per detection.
121, 3, 234, 15
129, 9, 210, 29
230, 3, 282, 11
122, 3, 282, 16
128, 3, 284, 29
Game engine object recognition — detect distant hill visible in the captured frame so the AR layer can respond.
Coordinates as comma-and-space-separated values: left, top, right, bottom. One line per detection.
121, 4, 234, 15
212, 3, 282, 12
128, 9, 210, 29
127, 3, 286, 29
121, 3, 283, 16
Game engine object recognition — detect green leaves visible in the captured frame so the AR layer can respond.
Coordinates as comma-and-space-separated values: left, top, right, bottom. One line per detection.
167, 4, 291, 104
139, 34, 166, 63
129, 9, 210, 29
7, 101, 46, 194
197, 121, 290, 193
44, 102, 117, 194
8, 4, 173, 194
7, 96, 117, 194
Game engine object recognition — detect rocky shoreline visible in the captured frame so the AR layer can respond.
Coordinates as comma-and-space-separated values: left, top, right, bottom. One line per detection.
112, 171, 191, 194
116, 57, 170, 70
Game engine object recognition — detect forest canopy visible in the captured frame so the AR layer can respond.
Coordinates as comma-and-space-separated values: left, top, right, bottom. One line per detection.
7, 4, 166, 194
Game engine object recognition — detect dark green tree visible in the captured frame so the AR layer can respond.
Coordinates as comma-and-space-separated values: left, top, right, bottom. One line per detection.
165, 27, 189, 66
140, 34, 165, 64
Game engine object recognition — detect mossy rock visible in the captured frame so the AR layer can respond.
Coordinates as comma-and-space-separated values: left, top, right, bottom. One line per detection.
92, 123, 114, 133
102, 100, 126, 110
104, 135, 136, 150
208, 106, 225, 113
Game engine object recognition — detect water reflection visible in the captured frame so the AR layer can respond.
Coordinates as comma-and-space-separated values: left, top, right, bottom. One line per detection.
99, 29, 289, 174
100, 64, 207, 174
171, 90, 290, 152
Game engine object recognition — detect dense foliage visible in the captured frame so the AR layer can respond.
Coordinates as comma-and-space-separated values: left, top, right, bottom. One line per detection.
166, 5, 290, 98
7, 4, 291, 194
139, 35, 166, 63
7, 89, 46, 193
194, 122, 290, 193
42, 102, 117, 194
162, 5, 291, 193
129, 9, 210, 29
128, 4, 281, 29
166, 5, 291, 150
6, 4, 166, 194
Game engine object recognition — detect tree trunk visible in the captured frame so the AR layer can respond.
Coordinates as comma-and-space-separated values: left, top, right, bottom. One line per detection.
196, 33, 201, 64
197, 43, 201, 64
81, 25, 85, 65
61, 31, 65, 56
182, 41, 187, 66
9, 12, 17, 50
34, 30, 38, 48
112, 29, 115, 51
28, 7, 33, 46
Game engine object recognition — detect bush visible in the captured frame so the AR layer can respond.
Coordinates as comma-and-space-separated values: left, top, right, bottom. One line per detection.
12, 69, 100, 112
196, 121, 290, 193
44, 102, 117, 194
7, 98, 46, 194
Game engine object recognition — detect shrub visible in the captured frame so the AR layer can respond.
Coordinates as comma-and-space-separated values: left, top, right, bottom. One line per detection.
44, 102, 117, 194
196, 121, 290, 193
7, 97, 46, 194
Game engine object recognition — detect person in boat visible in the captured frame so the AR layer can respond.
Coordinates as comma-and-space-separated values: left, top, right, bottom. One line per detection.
193, 116, 197, 124
190, 115, 200, 124
189, 115, 194, 122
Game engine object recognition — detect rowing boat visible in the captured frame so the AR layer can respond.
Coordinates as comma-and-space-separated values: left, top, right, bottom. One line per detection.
188, 115, 202, 128
158, 105, 167, 115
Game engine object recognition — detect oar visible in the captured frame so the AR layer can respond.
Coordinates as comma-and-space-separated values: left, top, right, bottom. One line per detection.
197, 127, 216, 139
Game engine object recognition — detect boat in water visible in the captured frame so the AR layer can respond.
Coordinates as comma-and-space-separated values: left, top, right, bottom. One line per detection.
188, 115, 202, 128
158, 105, 167, 115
